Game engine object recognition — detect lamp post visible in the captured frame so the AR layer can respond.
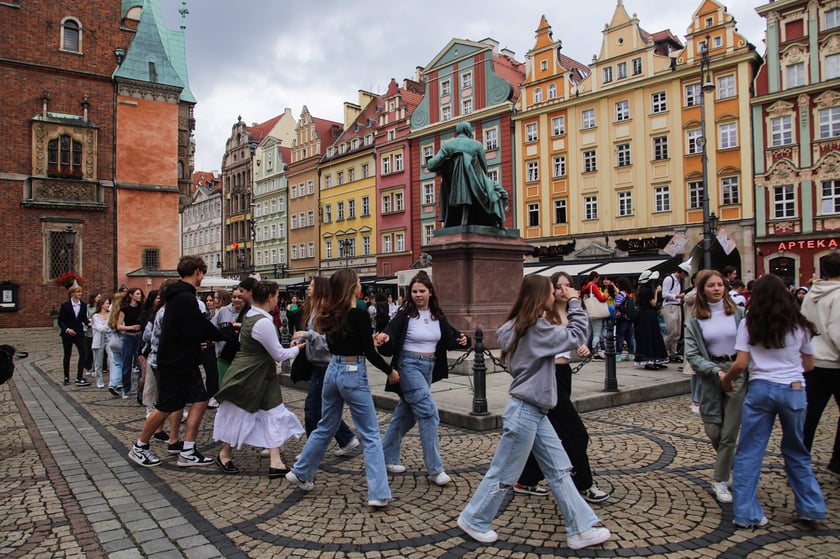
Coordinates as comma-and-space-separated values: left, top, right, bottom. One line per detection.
63, 225, 76, 273
339, 239, 352, 269
699, 34, 716, 271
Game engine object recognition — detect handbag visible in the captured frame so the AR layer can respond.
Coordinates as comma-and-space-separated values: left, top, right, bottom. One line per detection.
108, 331, 123, 354
290, 346, 312, 383
584, 293, 610, 319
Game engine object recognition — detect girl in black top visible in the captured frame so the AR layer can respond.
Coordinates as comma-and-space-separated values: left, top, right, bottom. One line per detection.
118, 288, 145, 397
287, 269, 399, 508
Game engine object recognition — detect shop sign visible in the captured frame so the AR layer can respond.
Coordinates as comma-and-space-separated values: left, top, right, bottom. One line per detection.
776, 239, 838, 250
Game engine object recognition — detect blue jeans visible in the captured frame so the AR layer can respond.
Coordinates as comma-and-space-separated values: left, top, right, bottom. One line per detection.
120, 332, 141, 394
381, 352, 443, 474
615, 320, 636, 354
459, 397, 600, 536
732, 380, 826, 525
107, 347, 123, 389
304, 364, 356, 447
292, 356, 391, 501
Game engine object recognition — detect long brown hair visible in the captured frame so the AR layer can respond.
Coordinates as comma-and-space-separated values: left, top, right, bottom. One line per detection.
319, 269, 359, 344
692, 269, 737, 319
501, 275, 553, 360
302, 276, 329, 331
403, 271, 445, 320
746, 274, 816, 349
548, 271, 573, 325
107, 292, 123, 330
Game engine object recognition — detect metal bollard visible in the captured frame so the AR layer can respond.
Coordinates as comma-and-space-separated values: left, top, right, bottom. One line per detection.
471, 328, 489, 416
280, 318, 290, 347
603, 317, 618, 391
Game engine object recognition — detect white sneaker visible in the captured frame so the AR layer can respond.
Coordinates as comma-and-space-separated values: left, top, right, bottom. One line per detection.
145, 407, 154, 418
581, 485, 609, 503
429, 471, 451, 485
260, 448, 270, 457
96, 382, 105, 388
181, 409, 188, 423
285, 471, 314, 491
128, 444, 161, 468
712, 481, 732, 503
386, 463, 406, 473
334, 436, 360, 456
207, 397, 219, 409
457, 516, 498, 543
567, 526, 611, 550
367, 498, 389, 508
690, 403, 701, 415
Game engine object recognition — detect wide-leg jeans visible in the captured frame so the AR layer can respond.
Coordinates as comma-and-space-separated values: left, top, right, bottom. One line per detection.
733, 379, 825, 525
460, 397, 600, 536
382, 352, 443, 474
292, 356, 390, 502
304, 364, 355, 447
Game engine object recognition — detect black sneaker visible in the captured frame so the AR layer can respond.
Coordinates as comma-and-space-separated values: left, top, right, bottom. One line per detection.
63, 378, 71, 386
513, 483, 549, 496
108, 386, 120, 397
75, 379, 91, 386
153, 431, 170, 442
177, 447, 213, 467
167, 441, 184, 455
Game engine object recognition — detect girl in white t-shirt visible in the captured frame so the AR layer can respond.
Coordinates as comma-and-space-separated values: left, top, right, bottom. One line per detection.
721, 274, 825, 529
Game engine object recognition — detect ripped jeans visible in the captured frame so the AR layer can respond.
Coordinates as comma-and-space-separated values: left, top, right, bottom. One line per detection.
459, 397, 600, 536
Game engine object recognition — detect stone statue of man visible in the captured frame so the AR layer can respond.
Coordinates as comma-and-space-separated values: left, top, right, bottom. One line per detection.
426, 122, 508, 229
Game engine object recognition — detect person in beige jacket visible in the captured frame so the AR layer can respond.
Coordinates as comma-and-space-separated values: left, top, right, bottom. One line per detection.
799, 252, 840, 477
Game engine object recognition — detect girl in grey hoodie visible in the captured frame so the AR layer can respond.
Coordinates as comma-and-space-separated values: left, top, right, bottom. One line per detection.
458, 275, 611, 551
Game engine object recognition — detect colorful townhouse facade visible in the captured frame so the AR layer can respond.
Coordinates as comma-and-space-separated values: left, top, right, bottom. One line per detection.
514, 0, 760, 279
286, 107, 342, 284
409, 38, 525, 257
318, 91, 380, 277
374, 78, 425, 277
182, 171, 222, 273
0, 0, 192, 327
253, 135, 291, 280
753, 0, 840, 287
220, 110, 295, 278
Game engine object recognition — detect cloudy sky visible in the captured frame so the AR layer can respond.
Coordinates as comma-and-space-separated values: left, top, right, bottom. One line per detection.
159, 0, 767, 172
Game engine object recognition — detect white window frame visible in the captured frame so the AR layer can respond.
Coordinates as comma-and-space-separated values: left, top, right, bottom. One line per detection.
717, 75, 736, 99
553, 155, 566, 178
582, 109, 596, 130
526, 161, 539, 182
552, 116, 565, 136
484, 128, 498, 150
721, 176, 740, 205
616, 143, 631, 167
685, 83, 701, 107
771, 116, 793, 146
819, 107, 840, 138
527, 203, 539, 227
787, 62, 806, 88
774, 185, 795, 218
584, 196, 598, 220
688, 181, 703, 210
687, 129, 702, 154
615, 100, 630, 122
618, 191, 632, 216
583, 150, 597, 173
653, 136, 669, 160
423, 182, 435, 205
526, 123, 538, 142
603, 66, 613, 83
651, 92, 667, 114
554, 199, 567, 224
719, 122, 738, 149
654, 185, 671, 212
821, 180, 840, 214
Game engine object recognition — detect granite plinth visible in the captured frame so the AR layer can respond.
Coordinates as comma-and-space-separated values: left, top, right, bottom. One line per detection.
426, 231, 531, 347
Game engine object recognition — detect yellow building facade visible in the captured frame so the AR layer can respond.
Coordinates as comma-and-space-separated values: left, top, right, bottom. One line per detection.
515, 0, 760, 277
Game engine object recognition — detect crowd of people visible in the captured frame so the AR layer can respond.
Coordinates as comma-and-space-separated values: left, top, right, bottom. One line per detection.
53, 253, 840, 551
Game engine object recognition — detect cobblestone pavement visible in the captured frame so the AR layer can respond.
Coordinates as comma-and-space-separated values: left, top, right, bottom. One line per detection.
2, 328, 839, 558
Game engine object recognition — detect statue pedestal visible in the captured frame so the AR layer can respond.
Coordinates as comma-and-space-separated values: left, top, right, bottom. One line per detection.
427, 229, 532, 348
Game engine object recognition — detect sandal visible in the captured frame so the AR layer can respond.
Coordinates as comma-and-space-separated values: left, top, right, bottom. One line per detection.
214, 455, 239, 474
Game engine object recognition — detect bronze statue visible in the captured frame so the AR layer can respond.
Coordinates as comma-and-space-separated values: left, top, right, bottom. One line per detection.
427, 122, 508, 229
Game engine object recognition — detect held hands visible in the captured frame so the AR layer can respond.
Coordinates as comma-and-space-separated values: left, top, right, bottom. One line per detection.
290, 339, 306, 348
387, 368, 400, 385
373, 332, 390, 347
718, 370, 734, 392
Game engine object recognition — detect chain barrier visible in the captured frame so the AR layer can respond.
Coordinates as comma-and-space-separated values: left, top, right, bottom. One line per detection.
447, 347, 591, 374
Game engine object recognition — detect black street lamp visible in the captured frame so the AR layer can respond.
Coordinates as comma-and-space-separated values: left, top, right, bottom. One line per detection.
699, 34, 716, 271
63, 225, 76, 273
339, 239, 352, 269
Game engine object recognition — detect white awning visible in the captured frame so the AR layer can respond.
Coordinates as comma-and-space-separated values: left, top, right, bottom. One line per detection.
201, 276, 240, 288
587, 258, 669, 277
271, 277, 307, 287
533, 262, 601, 278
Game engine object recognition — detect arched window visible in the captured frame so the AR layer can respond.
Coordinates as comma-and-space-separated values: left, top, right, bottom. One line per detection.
548, 84, 557, 100
769, 256, 796, 288
61, 19, 81, 52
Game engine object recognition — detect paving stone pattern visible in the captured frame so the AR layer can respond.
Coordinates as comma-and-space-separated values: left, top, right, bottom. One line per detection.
2, 328, 838, 558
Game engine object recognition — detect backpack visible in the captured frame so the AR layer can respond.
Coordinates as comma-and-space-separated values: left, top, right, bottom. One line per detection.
616, 294, 639, 323
0, 344, 16, 385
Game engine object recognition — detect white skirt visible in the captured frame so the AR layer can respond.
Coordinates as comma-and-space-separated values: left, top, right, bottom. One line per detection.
213, 401, 304, 450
